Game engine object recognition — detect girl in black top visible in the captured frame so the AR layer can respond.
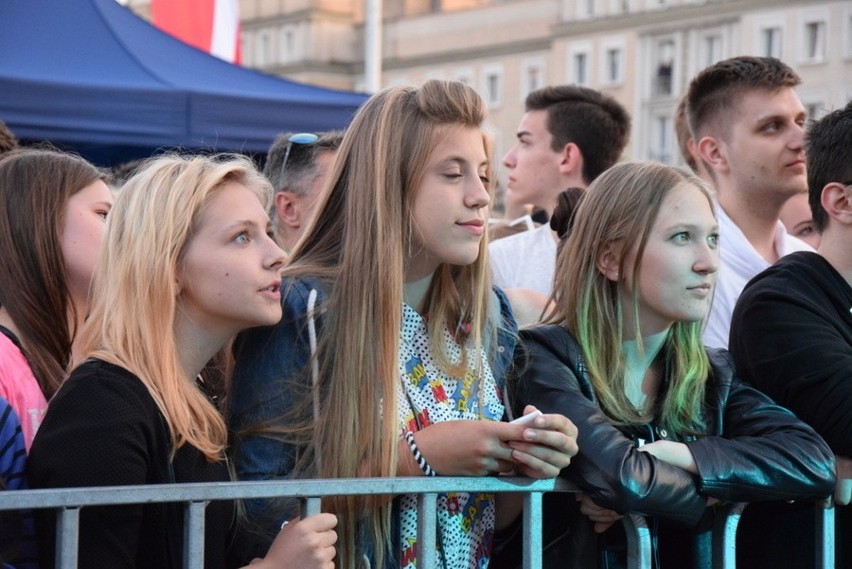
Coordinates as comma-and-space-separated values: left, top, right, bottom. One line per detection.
29, 154, 337, 569
508, 162, 835, 568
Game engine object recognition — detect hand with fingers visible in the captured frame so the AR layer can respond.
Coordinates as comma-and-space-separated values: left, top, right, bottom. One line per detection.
576, 493, 623, 534
400, 419, 520, 476
835, 454, 852, 506
504, 405, 579, 479
246, 513, 338, 569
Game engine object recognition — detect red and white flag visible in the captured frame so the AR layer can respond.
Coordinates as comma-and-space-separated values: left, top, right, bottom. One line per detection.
151, 0, 241, 64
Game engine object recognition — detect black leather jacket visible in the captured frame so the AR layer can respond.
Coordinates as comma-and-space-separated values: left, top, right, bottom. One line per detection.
500, 324, 835, 568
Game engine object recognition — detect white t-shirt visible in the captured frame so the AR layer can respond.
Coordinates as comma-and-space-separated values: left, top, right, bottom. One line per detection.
703, 207, 814, 349
489, 224, 557, 296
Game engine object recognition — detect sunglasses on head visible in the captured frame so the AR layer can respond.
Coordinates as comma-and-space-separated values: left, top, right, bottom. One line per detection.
280, 132, 319, 173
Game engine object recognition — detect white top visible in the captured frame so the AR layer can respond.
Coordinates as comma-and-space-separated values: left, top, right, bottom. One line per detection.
703, 206, 814, 349
489, 224, 557, 296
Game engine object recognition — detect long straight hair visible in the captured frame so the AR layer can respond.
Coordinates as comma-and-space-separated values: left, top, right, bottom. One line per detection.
75, 154, 272, 461
284, 79, 494, 568
546, 161, 714, 435
0, 148, 105, 398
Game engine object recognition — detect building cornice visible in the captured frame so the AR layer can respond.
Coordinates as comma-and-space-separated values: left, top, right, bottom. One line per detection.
551, 0, 826, 37
381, 37, 552, 71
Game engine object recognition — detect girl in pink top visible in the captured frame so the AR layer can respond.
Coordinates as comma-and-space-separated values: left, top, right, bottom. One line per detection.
0, 148, 113, 447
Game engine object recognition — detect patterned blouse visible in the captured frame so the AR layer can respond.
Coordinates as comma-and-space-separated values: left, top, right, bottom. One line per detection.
396, 303, 505, 569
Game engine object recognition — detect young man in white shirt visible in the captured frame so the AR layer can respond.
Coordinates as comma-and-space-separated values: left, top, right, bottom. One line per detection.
685, 56, 813, 349
490, 85, 630, 296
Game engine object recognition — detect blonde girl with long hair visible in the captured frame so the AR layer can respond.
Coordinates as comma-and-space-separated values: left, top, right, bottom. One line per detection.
28, 154, 337, 569
229, 79, 578, 569
508, 161, 835, 568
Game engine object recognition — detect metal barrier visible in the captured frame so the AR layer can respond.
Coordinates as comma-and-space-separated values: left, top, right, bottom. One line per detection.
0, 478, 835, 569
0, 476, 622, 569
816, 498, 836, 569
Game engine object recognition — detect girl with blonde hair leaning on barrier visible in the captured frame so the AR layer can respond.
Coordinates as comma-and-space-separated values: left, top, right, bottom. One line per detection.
28, 154, 337, 569
505, 161, 836, 568
229, 80, 578, 569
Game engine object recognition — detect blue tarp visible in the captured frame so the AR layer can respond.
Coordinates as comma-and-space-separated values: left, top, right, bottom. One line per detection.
0, 0, 368, 165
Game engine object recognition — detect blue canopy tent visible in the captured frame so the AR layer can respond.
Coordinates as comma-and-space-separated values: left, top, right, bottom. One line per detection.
0, 0, 367, 166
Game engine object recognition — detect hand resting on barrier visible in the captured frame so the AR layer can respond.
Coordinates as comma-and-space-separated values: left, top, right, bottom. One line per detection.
835, 454, 852, 506
248, 513, 338, 569
576, 492, 623, 534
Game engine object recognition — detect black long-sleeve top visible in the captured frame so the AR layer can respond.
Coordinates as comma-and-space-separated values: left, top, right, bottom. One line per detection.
27, 359, 234, 569
730, 251, 852, 456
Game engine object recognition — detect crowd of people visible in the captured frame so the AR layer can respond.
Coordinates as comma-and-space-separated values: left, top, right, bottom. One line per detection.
0, 54, 848, 569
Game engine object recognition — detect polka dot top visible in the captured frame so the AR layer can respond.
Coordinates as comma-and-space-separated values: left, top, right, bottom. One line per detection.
396, 303, 504, 569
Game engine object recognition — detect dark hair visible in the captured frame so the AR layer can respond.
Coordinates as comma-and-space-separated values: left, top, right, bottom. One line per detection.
805, 101, 852, 232
263, 130, 344, 196
550, 186, 585, 240
525, 85, 630, 184
0, 148, 105, 398
109, 157, 146, 188
0, 120, 18, 156
686, 56, 801, 139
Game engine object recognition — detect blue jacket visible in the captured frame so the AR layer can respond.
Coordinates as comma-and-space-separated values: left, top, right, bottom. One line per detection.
228, 277, 519, 562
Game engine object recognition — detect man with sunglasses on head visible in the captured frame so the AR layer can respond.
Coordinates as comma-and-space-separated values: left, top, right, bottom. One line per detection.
264, 130, 344, 254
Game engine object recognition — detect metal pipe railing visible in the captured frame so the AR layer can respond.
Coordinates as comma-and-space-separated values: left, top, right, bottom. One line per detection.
0, 477, 835, 568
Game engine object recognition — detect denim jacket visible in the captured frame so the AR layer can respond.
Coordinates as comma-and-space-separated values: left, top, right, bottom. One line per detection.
228, 277, 519, 562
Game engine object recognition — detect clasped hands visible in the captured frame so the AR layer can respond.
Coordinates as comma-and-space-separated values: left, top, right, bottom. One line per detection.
407, 405, 578, 479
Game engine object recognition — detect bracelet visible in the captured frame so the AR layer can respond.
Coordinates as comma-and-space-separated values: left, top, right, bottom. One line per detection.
404, 430, 437, 477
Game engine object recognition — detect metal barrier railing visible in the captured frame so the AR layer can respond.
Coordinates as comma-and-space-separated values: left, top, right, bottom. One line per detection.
0, 477, 835, 569
816, 498, 836, 569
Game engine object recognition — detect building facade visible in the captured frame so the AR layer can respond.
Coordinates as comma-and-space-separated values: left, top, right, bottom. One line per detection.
127, 0, 852, 192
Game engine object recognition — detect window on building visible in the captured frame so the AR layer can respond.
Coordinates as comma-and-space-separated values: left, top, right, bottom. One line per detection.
805, 101, 826, 121
651, 114, 673, 163
605, 47, 623, 84
654, 39, 675, 97
482, 66, 503, 108
255, 30, 272, 67
574, 52, 589, 85
280, 27, 295, 64
804, 21, 826, 62
454, 68, 474, 86
609, 0, 629, 14
703, 34, 722, 66
762, 27, 782, 58
847, 11, 852, 57
525, 63, 543, 95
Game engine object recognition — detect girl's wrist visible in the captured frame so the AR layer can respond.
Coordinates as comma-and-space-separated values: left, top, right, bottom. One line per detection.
404, 430, 438, 476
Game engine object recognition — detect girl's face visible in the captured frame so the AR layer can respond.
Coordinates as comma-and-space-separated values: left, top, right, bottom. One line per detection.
780, 192, 820, 249
60, 179, 113, 308
617, 183, 719, 336
406, 126, 491, 282
178, 182, 285, 337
